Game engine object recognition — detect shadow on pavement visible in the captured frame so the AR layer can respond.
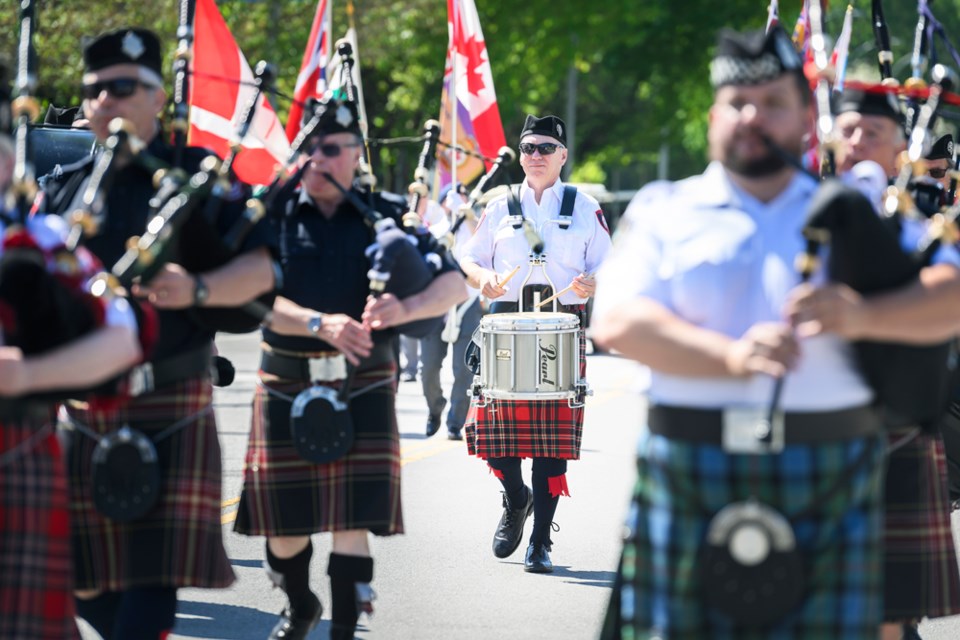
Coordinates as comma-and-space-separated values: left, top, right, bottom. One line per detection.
174, 600, 328, 639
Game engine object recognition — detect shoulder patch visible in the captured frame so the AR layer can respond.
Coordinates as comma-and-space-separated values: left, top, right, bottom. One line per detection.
595, 209, 610, 234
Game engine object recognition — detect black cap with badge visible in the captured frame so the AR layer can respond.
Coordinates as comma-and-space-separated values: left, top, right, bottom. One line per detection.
520, 114, 566, 147
836, 89, 904, 125
301, 95, 362, 137
710, 25, 804, 89
926, 133, 954, 160
82, 28, 163, 77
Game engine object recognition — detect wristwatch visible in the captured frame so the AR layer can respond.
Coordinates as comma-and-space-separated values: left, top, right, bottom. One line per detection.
307, 313, 324, 337
193, 276, 210, 306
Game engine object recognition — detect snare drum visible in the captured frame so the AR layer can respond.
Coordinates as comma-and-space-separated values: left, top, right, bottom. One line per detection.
478, 312, 581, 400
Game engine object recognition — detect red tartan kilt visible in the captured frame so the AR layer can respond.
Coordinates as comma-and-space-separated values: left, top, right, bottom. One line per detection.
64, 377, 234, 591
235, 363, 403, 537
1, 414, 80, 640
465, 328, 587, 460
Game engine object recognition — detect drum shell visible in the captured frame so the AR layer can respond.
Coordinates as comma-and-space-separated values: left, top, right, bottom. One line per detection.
479, 312, 580, 400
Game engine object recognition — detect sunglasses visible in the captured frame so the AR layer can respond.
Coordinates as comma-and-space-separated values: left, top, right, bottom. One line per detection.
519, 142, 564, 156
308, 141, 362, 157
928, 168, 949, 179
81, 78, 156, 100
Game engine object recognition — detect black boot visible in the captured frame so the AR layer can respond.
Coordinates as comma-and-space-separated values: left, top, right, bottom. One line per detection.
524, 540, 554, 573
266, 541, 323, 640
328, 553, 374, 640
492, 485, 533, 558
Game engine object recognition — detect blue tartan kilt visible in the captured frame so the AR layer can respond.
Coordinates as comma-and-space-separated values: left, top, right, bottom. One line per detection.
609, 430, 886, 640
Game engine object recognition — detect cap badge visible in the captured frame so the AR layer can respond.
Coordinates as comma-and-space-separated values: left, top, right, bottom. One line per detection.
948, 141, 955, 157
121, 31, 145, 60
336, 104, 353, 128
556, 123, 563, 138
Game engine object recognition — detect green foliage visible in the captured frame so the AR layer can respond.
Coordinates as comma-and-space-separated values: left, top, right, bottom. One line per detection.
2, 0, 960, 189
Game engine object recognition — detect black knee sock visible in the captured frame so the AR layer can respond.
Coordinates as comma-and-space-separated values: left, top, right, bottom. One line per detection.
531, 457, 567, 545
75, 591, 122, 639
111, 587, 178, 640
487, 457, 526, 507
328, 553, 374, 632
266, 539, 318, 616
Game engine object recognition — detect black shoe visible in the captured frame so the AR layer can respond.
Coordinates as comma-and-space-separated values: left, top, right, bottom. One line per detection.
524, 541, 554, 573
426, 414, 441, 437
901, 622, 923, 640
269, 593, 322, 640
400, 372, 416, 382
492, 486, 533, 559
446, 429, 463, 441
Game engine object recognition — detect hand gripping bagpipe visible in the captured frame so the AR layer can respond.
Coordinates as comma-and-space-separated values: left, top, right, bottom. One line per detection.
318, 167, 447, 338
766, 7, 960, 430
83, 50, 282, 334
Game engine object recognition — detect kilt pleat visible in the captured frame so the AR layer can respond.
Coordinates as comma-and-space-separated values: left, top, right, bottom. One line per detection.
883, 428, 960, 620
64, 377, 234, 591
234, 364, 403, 537
1, 414, 80, 640
465, 327, 586, 460
611, 431, 886, 640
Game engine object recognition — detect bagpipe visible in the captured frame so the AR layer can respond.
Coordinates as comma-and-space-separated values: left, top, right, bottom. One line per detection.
0, 1, 153, 390
91, 26, 283, 333
767, 1, 960, 431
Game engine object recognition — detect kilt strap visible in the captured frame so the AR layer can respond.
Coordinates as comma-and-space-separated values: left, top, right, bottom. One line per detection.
648, 405, 880, 446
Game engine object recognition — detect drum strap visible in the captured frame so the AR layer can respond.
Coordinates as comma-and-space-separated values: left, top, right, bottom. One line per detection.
509, 185, 577, 230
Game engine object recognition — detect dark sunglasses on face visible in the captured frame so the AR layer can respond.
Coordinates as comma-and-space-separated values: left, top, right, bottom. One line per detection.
519, 142, 563, 156
81, 77, 156, 100
928, 168, 949, 179
307, 141, 362, 158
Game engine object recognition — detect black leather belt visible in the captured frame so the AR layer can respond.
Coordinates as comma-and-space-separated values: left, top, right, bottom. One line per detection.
648, 405, 881, 445
128, 345, 213, 395
261, 344, 394, 381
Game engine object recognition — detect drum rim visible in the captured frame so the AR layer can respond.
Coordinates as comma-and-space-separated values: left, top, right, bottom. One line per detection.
480, 311, 579, 331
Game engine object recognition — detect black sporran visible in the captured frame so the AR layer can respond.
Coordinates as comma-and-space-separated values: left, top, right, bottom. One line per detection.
698, 500, 805, 626
289, 385, 354, 464
91, 425, 161, 522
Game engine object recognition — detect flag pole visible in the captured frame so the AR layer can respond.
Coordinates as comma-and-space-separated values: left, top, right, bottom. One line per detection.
451, 0, 459, 190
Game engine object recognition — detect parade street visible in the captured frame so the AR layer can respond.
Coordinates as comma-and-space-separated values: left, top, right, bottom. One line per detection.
74, 330, 960, 640
75, 331, 638, 640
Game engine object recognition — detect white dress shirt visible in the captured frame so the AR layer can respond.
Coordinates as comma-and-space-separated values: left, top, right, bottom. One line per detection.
460, 178, 611, 305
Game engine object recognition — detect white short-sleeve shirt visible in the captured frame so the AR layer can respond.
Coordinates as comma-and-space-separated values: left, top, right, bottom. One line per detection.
594, 162, 876, 411
460, 179, 612, 305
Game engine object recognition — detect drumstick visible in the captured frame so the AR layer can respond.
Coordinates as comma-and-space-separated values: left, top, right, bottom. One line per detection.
534, 284, 575, 308
534, 272, 595, 308
498, 265, 521, 289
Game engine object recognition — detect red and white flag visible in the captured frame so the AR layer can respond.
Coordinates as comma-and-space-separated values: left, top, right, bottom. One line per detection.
765, 0, 780, 33
286, 0, 333, 141
188, 0, 290, 185
436, 0, 506, 190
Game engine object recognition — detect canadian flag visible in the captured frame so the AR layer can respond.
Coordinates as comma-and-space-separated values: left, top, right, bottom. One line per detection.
285, 0, 333, 141
436, 0, 506, 189
188, 0, 291, 185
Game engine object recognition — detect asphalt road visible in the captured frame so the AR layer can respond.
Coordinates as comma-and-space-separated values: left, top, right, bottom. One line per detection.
77, 331, 960, 639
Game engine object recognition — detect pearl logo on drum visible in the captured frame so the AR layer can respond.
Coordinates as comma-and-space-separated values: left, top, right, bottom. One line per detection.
539, 341, 558, 386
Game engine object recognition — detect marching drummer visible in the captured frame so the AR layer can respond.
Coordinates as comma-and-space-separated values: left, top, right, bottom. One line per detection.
459, 114, 611, 573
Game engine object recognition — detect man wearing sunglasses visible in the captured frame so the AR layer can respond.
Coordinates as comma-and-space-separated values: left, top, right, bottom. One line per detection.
459, 114, 612, 574
232, 96, 466, 640
925, 133, 955, 195
40, 28, 278, 640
